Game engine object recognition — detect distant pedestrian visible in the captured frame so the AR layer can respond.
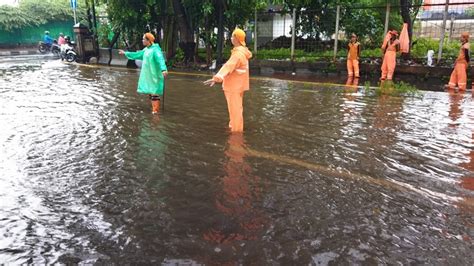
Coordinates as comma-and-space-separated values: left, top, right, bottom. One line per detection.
347, 33, 360, 78
380, 30, 400, 81
447, 32, 470, 91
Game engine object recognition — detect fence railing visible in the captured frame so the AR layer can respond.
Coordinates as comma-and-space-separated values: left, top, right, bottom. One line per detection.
252, 2, 474, 65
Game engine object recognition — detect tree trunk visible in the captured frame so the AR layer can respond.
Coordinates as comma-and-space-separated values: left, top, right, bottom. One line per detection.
172, 0, 195, 64
204, 16, 213, 65
194, 27, 199, 64
163, 17, 178, 60
108, 31, 120, 66
161, 0, 178, 60
216, 0, 225, 65
400, 0, 413, 45
400, 0, 413, 59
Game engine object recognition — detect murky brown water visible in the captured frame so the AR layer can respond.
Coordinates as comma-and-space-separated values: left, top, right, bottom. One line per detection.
0, 56, 473, 264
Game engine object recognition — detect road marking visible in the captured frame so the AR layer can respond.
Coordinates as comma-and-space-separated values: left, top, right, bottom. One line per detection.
230, 145, 473, 208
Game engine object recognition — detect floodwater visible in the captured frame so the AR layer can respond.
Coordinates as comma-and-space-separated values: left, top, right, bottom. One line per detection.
0, 56, 473, 264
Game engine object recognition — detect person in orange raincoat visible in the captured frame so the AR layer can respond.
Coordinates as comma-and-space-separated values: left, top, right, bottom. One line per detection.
380, 30, 400, 81
347, 33, 360, 78
447, 32, 470, 91
204, 28, 252, 133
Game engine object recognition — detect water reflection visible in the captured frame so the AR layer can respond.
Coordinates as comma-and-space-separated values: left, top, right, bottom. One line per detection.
343, 77, 360, 116
1, 58, 474, 263
456, 93, 474, 219
448, 90, 464, 128
345, 76, 360, 89
202, 133, 267, 263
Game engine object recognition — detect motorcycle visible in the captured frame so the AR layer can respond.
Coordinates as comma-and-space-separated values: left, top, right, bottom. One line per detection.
38, 40, 60, 57
60, 42, 77, 63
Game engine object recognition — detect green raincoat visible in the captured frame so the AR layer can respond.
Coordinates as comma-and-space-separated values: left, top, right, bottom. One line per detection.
124, 43, 167, 96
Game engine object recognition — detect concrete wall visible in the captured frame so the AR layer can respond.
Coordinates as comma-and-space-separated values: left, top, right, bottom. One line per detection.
98, 48, 131, 67
0, 21, 75, 47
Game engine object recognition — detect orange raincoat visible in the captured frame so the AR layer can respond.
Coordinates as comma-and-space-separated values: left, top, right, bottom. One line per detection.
449, 42, 470, 90
213, 46, 252, 132
399, 23, 410, 54
381, 32, 400, 80
347, 41, 360, 77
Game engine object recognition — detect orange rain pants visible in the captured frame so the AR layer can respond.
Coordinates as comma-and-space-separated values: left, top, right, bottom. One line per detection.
449, 62, 468, 90
381, 51, 397, 80
347, 60, 359, 77
224, 91, 244, 132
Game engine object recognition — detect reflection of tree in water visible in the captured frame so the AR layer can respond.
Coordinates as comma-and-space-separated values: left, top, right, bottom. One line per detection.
200, 133, 267, 264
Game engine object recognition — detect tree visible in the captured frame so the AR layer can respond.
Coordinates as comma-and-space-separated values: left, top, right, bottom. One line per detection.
0, 0, 85, 32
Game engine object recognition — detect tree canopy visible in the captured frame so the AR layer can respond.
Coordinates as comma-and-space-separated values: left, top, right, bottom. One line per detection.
0, 0, 86, 31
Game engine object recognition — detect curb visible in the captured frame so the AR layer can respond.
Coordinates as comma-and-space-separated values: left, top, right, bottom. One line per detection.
0, 50, 40, 56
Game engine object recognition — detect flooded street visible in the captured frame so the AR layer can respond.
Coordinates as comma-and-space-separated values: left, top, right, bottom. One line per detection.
0, 56, 473, 264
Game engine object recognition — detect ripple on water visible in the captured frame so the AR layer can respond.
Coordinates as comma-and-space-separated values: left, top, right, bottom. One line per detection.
0, 59, 473, 264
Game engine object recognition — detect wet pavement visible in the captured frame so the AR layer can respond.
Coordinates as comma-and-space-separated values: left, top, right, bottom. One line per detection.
0, 56, 473, 264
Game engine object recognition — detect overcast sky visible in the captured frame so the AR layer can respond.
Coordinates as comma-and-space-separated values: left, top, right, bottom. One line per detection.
0, 0, 18, 6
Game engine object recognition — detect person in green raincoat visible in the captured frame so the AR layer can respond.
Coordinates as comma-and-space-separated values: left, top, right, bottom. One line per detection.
119, 32, 168, 114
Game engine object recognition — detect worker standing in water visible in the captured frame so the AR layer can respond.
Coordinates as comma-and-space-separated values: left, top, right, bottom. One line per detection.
204, 28, 252, 133
119, 32, 168, 114
347, 33, 360, 78
447, 32, 470, 91
380, 30, 400, 81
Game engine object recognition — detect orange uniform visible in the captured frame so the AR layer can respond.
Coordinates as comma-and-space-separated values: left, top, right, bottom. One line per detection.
381, 39, 400, 80
347, 42, 360, 77
449, 42, 470, 90
213, 46, 252, 132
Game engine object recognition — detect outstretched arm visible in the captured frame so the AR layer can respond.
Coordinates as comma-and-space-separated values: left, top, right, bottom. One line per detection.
119, 49, 145, 60
204, 53, 242, 86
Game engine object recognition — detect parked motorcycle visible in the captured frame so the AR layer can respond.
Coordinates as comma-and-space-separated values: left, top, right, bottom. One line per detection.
60, 41, 77, 63
38, 40, 60, 57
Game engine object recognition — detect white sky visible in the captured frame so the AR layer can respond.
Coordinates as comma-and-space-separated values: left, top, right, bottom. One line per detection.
0, 0, 18, 6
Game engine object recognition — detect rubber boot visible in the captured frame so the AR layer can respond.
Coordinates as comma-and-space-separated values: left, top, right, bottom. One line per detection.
151, 100, 160, 114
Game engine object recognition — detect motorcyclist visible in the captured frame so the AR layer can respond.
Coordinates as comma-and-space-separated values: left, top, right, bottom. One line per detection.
58, 33, 66, 45
43, 31, 53, 47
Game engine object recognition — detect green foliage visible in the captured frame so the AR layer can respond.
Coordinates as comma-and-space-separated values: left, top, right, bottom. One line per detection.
377, 80, 421, 96
467, 7, 474, 17
98, 22, 112, 47
411, 37, 461, 61
0, 0, 85, 32
0, 5, 33, 31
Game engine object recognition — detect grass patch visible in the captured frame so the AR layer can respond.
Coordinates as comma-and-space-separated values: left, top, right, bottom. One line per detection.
376, 80, 421, 97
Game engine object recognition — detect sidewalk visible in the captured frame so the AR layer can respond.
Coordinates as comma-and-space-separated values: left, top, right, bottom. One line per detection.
0, 47, 40, 56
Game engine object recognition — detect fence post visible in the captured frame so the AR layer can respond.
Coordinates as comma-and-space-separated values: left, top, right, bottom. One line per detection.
291, 8, 296, 61
437, 0, 449, 64
448, 15, 455, 42
333, 5, 340, 62
254, 9, 258, 55
384, 3, 390, 36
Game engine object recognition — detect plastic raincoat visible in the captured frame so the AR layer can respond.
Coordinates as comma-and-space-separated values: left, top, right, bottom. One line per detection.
212, 46, 252, 132
124, 43, 167, 95
399, 23, 410, 53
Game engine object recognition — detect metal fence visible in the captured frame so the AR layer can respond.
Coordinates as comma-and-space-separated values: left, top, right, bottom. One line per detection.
252, 1, 474, 65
